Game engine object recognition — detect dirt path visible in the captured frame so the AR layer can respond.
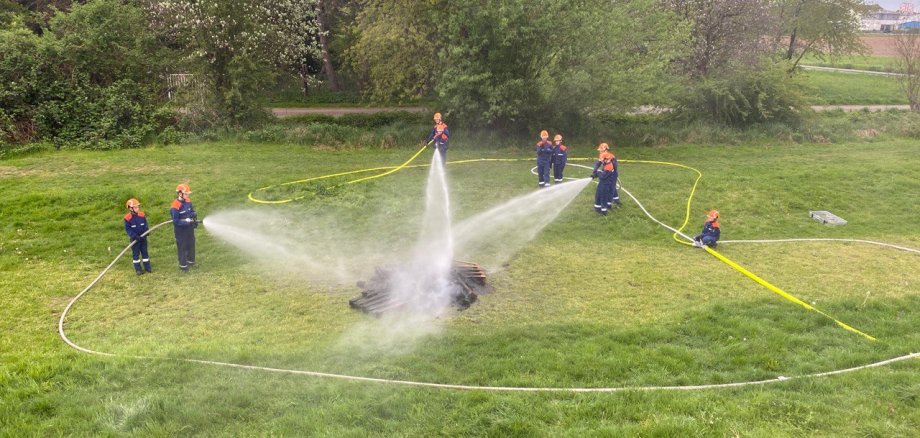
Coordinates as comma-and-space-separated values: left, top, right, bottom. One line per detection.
271, 107, 426, 118
810, 104, 911, 112
799, 65, 902, 76
271, 104, 911, 118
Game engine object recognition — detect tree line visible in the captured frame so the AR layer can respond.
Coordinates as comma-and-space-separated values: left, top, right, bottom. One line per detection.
0, 0, 870, 148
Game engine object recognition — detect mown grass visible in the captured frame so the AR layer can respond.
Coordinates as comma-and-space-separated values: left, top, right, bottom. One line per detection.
800, 54, 898, 72
801, 70, 908, 105
1, 137, 919, 436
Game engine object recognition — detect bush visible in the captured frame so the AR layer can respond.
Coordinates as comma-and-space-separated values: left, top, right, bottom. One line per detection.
337, 111, 427, 128
677, 63, 807, 127
243, 125, 287, 143
0, 0, 175, 148
34, 79, 163, 149
0, 26, 44, 143
157, 127, 184, 145
279, 111, 427, 128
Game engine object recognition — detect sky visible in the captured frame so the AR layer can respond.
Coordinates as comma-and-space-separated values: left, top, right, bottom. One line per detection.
869, 0, 916, 11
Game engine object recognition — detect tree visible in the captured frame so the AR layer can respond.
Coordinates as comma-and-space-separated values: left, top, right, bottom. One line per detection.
316, 0, 339, 91
894, 29, 920, 111
1, 0, 27, 28
434, 0, 552, 127
50, 0, 165, 87
771, 0, 869, 71
667, 0, 773, 78
1, 0, 174, 147
0, 23, 43, 142
434, 0, 685, 128
538, 0, 687, 117
343, 0, 684, 128
148, 0, 322, 121
344, 0, 440, 103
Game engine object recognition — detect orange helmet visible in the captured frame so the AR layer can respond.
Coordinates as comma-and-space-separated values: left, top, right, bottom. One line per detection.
601, 152, 615, 162
554, 134, 562, 142
433, 112, 442, 121
176, 183, 191, 194
707, 209, 720, 221
540, 130, 548, 138
126, 198, 140, 209
597, 142, 609, 152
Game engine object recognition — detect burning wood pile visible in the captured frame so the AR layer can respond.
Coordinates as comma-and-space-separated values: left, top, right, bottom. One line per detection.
349, 261, 492, 316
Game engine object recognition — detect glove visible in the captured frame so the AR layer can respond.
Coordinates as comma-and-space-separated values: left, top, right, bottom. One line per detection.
591, 172, 597, 179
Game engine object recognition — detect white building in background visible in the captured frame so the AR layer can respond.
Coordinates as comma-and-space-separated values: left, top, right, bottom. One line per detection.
861, 2, 920, 31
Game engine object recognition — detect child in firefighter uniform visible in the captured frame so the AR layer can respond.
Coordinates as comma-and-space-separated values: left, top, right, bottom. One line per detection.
551, 134, 568, 182
171, 184, 198, 272
592, 151, 617, 215
693, 210, 721, 248
427, 112, 450, 163
592, 143, 621, 213
535, 130, 554, 187
124, 198, 152, 275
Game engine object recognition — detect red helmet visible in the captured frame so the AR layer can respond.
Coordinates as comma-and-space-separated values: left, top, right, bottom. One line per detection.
126, 198, 140, 209
176, 183, 191, 194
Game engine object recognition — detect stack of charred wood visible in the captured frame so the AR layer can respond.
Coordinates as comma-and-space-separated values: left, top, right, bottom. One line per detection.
349, 261, 492, 316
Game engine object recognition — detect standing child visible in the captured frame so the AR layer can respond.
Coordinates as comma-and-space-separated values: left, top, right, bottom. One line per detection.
171, 184, 198, 272
693, 210, 721, 247
535, 130, 554, 187
607, 147, 620, 207
592, 150, 616, 215
427, 112, 450, 163
593, 143, 620, 207
551, 134, 568, 183
124, 198, 152, 275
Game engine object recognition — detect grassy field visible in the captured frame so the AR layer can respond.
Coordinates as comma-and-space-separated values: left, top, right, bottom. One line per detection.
801, 70, 908, 105
798, 48, 908, 105
800, 54, 898, 72
2, 137, 919, 436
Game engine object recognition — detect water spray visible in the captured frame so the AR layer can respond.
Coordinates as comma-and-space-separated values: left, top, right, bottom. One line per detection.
58, 153, 920, 391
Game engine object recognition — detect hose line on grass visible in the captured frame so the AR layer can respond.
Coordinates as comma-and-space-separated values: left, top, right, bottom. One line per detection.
570, 161, 878, 340
59, 152, 920, 392
58, 220, 172, 355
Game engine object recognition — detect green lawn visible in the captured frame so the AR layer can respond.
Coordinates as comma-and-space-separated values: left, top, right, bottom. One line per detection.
800, 54, 898, 72
2, 139, 919, 436
801, 70, 908, 105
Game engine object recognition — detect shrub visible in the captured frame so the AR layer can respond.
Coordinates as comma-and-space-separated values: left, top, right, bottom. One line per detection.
244, 126, 287, 143
677, 63, 807, 127
279, 111, 427, 128
0, 0, 175, 148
